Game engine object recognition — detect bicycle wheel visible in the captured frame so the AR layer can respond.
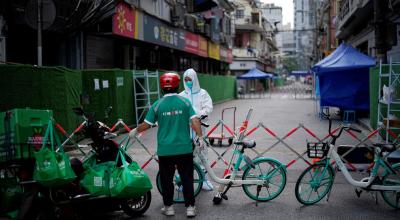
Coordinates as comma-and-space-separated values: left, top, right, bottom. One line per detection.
295, 163, 334, 205
242, 159, 287, 201
156, 162, 203, 203
381, 164, 400, 209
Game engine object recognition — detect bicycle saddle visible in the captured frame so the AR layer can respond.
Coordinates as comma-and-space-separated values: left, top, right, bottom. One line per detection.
373, 143, 396, 152
234, 140, 256, 148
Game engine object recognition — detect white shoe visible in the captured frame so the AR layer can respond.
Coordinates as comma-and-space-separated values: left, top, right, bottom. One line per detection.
161, 205, 175, 216
186, 206, 196, 217
202, 180, 214, 191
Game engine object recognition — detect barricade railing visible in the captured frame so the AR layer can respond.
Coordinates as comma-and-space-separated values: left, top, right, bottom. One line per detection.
56, 117, 399, 174
54, 118, 159, 170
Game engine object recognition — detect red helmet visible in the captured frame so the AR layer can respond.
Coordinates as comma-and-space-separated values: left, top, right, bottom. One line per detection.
160, 72, 180, 90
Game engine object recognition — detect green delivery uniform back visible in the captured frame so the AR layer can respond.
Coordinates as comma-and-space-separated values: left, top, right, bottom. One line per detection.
144, 94, 197, 156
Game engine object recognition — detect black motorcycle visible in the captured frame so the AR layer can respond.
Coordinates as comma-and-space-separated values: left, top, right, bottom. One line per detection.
15, 107, 151, 219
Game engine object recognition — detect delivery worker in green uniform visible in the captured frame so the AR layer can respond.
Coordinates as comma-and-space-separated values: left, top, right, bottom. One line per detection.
129, 72, 205, 218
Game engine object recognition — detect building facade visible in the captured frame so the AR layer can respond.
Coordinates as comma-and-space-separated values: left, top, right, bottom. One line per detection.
261, 3, 283, 71
293, 0, 318, 70
281, 23, 296, 59
0, 0, 235, 74
229, 0, 277, 76
335, 0, 400, 62
316, 0, 338, 60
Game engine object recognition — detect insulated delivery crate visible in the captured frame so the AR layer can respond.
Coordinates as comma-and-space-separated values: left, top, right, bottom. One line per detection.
0, 108, 52, 163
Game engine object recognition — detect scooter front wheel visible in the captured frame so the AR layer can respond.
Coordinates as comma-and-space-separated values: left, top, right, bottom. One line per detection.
121, 191, 152, 217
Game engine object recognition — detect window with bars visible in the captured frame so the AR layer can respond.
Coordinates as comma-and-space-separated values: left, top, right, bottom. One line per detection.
236, 10, 244, 19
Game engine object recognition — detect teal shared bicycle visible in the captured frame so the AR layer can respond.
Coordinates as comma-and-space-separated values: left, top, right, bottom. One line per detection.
295, 114, 400, 208
156, 109, 287, 204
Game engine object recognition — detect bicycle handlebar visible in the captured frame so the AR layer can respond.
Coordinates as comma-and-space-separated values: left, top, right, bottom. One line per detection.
326, 114, 361, 145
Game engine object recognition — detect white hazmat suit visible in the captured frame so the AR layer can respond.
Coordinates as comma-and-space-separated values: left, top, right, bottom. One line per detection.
179, 68, 214, 191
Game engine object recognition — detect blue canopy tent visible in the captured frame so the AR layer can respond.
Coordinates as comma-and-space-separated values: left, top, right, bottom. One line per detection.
237, 68, 274, 98
312, 43, 375, 111
237, 68, 274, 79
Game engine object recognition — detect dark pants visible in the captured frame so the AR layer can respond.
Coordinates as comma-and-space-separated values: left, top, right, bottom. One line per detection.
159, 153, 194, 207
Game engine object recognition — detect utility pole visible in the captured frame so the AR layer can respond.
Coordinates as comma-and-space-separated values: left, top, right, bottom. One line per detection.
37, 0, 42, 66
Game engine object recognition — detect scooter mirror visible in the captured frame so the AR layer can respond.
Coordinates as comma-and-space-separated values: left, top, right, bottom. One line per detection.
72, 107, 84, 116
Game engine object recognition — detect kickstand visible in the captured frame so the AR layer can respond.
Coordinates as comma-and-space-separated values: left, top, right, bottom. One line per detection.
355, 189, 362, 198
255, 185, 262, 207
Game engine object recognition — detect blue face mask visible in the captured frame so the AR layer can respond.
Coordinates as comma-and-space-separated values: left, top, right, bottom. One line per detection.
186, 81, 193, 89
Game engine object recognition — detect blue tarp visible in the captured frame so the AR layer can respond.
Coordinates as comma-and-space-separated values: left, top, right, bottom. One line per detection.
312, 43, 375, 73
290, 70, 311, 76
237, 68, 274, 80
312, 43, 376, 110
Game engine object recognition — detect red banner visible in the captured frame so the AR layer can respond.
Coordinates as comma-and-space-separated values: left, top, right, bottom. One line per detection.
220, 47, 233, 63
113, 3, 136, 39
227, 49, 233, 63
184, 32, 208, 57
184, 32, 199, 54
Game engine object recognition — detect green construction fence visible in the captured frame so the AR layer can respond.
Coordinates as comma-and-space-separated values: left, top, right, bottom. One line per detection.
369, 64, 400, 130
1, 65, 237, 131
82, 69, 135, 127
196, 73, 237, 103
0, 64, 82, 132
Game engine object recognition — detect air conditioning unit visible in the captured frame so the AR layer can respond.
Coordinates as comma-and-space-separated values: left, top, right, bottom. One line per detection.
195, 20, 205, 33
171, 4, 184, 27
184, 15, 195, 32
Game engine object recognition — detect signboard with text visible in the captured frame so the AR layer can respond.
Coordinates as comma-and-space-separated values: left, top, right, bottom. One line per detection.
220, 47, 233, 63
143, 14, 186, 50
208, 42, 220, 60
198, 36, 208, 57
112, 3, 136, 39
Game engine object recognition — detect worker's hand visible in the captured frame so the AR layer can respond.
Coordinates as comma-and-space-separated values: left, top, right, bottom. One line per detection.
129, 128, 138, 139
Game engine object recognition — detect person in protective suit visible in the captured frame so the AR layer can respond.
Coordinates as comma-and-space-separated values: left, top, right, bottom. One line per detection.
179, 68, 214, 191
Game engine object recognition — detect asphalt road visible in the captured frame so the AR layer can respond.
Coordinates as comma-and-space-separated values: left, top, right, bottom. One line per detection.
86, 97, 399, 220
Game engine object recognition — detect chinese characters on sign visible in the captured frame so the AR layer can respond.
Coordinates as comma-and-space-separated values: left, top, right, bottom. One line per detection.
144, 14, 185, 50
112, 3, 136, 39
113, 6, 229, 62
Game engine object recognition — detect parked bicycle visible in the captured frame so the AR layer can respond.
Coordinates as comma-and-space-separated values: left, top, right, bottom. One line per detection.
155, 109, 287, 204
294, 114, 400, 208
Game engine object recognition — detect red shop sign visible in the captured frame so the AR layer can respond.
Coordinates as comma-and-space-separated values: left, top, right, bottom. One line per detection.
113, 3, 136, 39
184, 32, 199, 54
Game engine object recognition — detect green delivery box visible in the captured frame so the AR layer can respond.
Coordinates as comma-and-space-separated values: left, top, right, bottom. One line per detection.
0, 108, 53, 163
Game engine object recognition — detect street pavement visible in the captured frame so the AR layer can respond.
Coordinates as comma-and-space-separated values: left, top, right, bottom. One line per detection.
95, 97, 399, 220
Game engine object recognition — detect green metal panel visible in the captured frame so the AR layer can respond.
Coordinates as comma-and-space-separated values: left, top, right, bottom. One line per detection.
0, 65, 82, 133
82, 69, 135, 127
197, 73, 236, 103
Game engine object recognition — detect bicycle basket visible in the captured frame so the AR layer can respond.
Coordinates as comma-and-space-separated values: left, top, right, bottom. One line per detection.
307, 142, 329, 158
